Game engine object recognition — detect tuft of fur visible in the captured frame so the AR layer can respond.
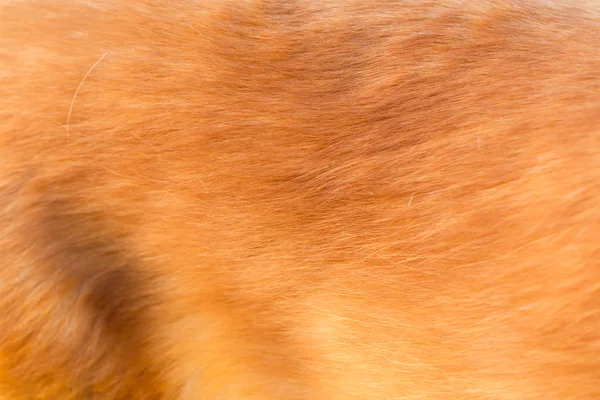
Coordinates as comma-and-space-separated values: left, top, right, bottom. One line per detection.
0, 1, 599, 399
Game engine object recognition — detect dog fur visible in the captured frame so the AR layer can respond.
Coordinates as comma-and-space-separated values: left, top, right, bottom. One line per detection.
0, 1, 599, 399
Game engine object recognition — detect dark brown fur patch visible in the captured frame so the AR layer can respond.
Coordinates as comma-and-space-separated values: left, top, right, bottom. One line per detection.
0, 177, 159, 398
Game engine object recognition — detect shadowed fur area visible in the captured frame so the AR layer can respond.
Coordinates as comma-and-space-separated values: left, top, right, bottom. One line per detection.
0, 176, 161, 398
0, 1, 599, 399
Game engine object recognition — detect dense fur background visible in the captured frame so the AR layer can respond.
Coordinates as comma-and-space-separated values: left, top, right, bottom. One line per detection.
0, 1, 599, 399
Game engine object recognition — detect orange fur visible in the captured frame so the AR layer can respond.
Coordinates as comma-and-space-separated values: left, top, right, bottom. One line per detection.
1, 1, 599, 399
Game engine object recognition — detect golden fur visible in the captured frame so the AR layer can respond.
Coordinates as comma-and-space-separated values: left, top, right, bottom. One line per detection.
0, 1, 599, 398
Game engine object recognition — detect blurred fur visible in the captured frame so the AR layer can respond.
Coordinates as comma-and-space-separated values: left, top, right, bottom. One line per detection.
0, 1, 599, 399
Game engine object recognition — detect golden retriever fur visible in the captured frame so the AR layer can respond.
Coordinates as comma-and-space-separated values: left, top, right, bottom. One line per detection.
0, 1, 599, 399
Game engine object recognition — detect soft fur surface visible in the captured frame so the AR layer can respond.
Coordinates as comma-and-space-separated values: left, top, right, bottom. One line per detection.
0, 1, 599, 399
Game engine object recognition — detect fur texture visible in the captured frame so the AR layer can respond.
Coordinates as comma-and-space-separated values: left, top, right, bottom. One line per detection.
0, 1, 599, 399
